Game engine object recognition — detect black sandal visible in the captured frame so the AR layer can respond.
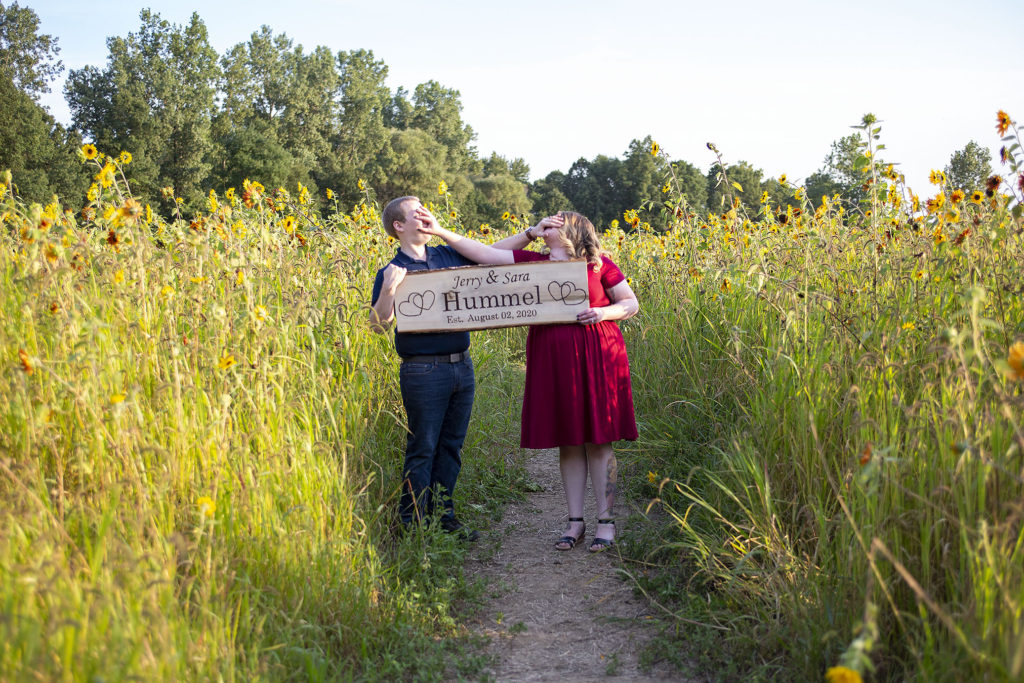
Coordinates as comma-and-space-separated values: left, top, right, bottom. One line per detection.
554, 517, 585, 551
589, 519, 615, 553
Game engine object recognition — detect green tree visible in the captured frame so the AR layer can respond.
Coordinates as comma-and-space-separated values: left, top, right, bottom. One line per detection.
0, 75, 87, 203
214, 27, 334, 194
805, 133, 868, 209
65, 10, 219, 208
944, 140, 992, 193
0, 1, 62, 99
706, 160, 764, 215
671, 159, 708, 213
620, 135, 666, 224
467, 172, 532, 226
409, 80, 478, 174
331, 48, 392, 197
374, 127, 447, 204
0, 2, 85, 203
213, 119, 299, 193
383, 86, 411, 129
762, 176, 798, 211
804, 169, 843, 206
528, 171, 574, 218
482, 152, 529, 183
561, 155, 624, 228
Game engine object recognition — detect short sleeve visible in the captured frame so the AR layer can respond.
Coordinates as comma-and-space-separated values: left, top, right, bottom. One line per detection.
432, 244, 475, 267
599, 255, 626, 289
513, 249, 548, 263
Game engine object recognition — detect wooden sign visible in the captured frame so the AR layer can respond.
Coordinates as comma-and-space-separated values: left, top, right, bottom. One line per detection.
394, 260, 589, 332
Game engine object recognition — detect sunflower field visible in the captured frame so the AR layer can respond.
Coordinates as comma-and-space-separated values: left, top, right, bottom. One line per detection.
1, 112, 1022, 681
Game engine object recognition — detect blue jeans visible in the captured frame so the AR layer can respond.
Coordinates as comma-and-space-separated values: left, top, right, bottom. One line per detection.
398, 357, 475, 525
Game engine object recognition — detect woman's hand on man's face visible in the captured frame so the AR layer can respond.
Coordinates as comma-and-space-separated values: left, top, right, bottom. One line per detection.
412, 206, 440, 234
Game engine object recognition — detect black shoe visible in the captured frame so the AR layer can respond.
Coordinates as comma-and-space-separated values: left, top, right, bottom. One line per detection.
440, 517, 480, 542
588, 518, 615, 553
555, 517, 586, 551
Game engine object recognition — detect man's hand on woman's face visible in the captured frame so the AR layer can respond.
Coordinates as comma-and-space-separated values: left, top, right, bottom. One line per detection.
535, 214, 565, 238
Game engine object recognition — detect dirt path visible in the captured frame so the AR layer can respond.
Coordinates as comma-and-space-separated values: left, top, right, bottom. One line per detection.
464, 449, 693, 681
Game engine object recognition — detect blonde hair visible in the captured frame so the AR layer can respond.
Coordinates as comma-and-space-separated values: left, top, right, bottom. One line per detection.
551, 211, 605, 269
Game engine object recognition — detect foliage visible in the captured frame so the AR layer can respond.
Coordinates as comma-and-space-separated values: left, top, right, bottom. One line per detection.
616, 115, 1024, 680
2, 109, 1023, 680
0, 1, 62, 99
0, 149, 529, 680
65, 10, 218, 210
0, 76, 88, 202
944, 140, 993, 193
806, 132, 872, 209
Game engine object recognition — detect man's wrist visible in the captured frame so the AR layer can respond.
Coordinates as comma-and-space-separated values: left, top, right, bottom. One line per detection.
524, 226, 537, 241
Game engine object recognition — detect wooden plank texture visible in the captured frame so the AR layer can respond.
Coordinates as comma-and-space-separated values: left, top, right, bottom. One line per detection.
394, 260, 589, 333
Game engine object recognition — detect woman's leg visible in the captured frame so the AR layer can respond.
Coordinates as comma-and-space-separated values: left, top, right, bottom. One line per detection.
556, 445, 588, 546
585, 442, 617, 546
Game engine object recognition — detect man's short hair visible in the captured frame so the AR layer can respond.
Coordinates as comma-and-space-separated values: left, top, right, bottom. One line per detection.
382, 196, 419, 238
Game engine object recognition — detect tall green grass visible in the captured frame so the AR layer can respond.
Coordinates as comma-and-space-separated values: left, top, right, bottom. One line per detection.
0, 168, 528, 679
617, 119, 1024, 680
3, 117, 1023, 681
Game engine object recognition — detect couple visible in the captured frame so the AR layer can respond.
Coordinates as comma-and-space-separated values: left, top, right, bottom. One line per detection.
369, 196, 638, 552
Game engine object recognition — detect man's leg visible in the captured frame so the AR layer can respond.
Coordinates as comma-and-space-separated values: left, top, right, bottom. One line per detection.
432, 357, 475, 524
398, 361, 448, 525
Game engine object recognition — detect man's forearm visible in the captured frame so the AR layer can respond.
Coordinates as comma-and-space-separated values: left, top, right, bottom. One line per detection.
369, 293, 396, 333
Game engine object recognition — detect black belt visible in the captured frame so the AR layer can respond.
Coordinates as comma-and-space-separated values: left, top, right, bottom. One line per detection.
401, 352, 469, 364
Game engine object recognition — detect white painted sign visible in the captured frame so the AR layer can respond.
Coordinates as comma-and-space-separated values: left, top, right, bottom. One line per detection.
394, 260, 589, 332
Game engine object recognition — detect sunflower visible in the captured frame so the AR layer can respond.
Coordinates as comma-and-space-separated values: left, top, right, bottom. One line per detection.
218, 351, 237, 371
996, 110, 1011, 136
825, 666, 862, 683
18, 348, 33, 375
197, 496, 216, 519
81, 143, 98, 160
985, 175, 1002, 197
926, 193, 946, 214
117, 198, 143, 224
1008, 341, 1024, 381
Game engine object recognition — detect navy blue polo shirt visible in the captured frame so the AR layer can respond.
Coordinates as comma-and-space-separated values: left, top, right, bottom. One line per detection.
371, 244, 474, 358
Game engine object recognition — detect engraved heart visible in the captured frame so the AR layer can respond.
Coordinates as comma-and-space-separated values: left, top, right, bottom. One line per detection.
562, 284, 586, 306
548, 280, 586, 305
397, 290, 436, 317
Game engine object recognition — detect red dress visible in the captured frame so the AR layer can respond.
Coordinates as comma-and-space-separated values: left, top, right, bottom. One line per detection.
513, 251, 638, 449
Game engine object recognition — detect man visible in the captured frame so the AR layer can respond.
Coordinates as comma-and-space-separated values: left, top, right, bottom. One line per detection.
370, 196, 534, 540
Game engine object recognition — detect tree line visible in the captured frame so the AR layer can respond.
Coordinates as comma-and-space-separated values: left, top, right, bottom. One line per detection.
0, 3, 995, 230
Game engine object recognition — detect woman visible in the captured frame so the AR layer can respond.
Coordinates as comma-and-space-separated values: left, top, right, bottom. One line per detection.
416, 207, 639, 552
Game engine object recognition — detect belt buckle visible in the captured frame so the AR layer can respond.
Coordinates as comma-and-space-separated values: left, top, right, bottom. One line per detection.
449, 353, 460, 363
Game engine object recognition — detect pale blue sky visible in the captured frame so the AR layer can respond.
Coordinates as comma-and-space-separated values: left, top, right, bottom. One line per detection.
31, 0, 1024, 192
